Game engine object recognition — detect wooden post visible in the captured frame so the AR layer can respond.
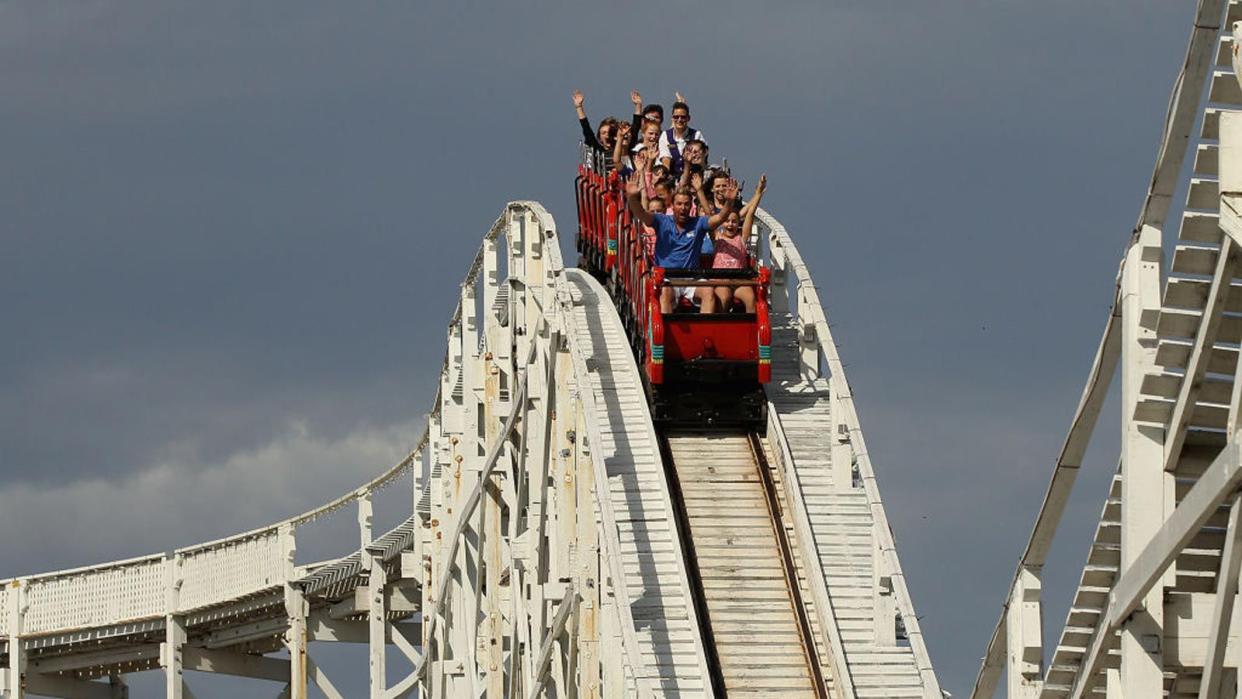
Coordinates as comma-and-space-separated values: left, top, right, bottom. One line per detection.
7, 580, 25, 699
280, 524, 307, 699
1005, 566, 1043, 698
1118, 224, 1165, 697
164, 556, 185, 699
368, 550, 387, 699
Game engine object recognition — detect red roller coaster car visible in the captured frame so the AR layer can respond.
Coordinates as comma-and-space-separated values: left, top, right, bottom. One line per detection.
575, 155, 771, 427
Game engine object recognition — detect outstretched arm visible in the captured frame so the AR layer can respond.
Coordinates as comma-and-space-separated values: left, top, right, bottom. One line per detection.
573, 90, 599, 148
741, 174, 767, 240
705, 178, 740, 229
635, 149, 651, 209
626, 173, 655, 227
630, 89, 644, 137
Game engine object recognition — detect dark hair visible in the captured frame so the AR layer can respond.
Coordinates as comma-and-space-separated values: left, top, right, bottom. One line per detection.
686, 138, 707, 152
671, 101, 690, 114
643, 103, 664, 120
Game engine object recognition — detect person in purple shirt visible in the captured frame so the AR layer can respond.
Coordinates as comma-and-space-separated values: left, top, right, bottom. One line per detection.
626, 172, 738, 313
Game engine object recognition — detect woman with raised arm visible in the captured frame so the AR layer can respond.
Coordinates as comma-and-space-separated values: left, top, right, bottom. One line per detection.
711, 174, 766, 313
572, 89, 618, 170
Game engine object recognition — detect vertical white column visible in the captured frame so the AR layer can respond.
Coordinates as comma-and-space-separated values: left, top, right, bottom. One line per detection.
6, 580, 25, 699
458, 281, 481, 697
164, 556, 185, 699
280, 524, 307, 699
482, 348, 505, 699
358, 492, 374, 554
1118, 224, 1165, 697
1005, 566, 1043, 698
368, 549, 387, 699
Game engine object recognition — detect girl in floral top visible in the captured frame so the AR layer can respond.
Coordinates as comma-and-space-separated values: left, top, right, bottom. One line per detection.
711, 175, 766, 313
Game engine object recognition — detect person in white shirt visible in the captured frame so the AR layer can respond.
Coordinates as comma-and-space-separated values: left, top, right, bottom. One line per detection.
659, 100, 706, 178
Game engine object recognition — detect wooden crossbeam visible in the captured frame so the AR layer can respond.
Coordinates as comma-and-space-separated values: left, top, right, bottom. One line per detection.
25, 674, 115, 699
182, 647, 289, 683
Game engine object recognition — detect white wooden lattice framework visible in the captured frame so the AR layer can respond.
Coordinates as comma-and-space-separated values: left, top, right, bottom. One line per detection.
1, 200, 940, 698
973, 2, 1242, 698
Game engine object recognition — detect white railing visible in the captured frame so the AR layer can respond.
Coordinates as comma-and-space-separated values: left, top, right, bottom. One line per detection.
176, 532, 284, 612
757, 208, 943, 696
21, 555, 166, 635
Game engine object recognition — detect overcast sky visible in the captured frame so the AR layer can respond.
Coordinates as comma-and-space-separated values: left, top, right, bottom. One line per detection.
1, 1, 1201, 695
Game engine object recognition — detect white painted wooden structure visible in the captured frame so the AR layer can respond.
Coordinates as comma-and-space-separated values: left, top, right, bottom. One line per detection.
973, 2, 1242, 697
0, 201, 940, 697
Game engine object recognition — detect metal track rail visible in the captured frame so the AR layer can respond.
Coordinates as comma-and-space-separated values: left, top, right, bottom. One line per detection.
661, 431, 830, 698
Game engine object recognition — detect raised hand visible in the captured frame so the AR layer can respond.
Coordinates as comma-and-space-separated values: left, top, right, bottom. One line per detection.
572, 89, 585, 109
625, 172, 643, 197
634, 148, 650, 172
690, 171, 704, 192
723, 177, 740, 203
631, 90, 643, 108
755, 174, 767, 197
674, 91, 686, 103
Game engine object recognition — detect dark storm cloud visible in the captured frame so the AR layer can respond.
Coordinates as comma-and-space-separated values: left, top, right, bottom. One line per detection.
1, 1, 1195, 694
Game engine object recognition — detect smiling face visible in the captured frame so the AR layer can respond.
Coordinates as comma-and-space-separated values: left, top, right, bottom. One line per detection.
642, 121, 660, 147
684, 141, 705, 164
671, 106, 690, 131
718, 211, 741, 237
711, 176, 730, 203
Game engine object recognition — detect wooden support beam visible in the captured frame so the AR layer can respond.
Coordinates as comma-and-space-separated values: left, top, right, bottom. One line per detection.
1199, 494, 1242, 699
1006, 566, 1043, 698
161, 560, 185, 699
327, 582, 420, 620
25, 675, 114, 699
182, 648, 289, 683
1071, 440, 1242, 699
1121, 224, 1165, 697
280, 524, 307, 699
31, 646, 162, 676
7, 580, 26, 699
368, 550, 387, 699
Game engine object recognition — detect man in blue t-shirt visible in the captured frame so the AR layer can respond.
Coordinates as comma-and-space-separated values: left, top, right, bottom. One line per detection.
626, 172, 738, 313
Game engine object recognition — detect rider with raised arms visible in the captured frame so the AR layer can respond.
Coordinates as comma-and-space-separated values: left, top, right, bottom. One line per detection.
625, 172, 738, 314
